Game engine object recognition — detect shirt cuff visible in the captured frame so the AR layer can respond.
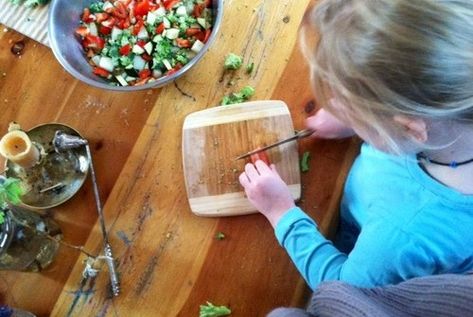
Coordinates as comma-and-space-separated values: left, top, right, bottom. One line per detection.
274, 206, 317, 245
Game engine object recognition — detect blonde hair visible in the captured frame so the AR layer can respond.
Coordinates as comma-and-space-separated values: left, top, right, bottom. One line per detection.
303, 0, 473, 153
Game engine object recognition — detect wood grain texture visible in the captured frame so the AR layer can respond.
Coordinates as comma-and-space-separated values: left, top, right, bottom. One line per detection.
183, 100, 300, 216
51, 1, 315, 316
0, 28, 158, 317
0, 0, 364, 316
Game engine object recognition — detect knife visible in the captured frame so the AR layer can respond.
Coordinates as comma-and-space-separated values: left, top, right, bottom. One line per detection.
235, 128, 315, 160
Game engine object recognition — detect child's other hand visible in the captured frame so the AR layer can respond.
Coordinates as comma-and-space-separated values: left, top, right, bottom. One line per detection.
239, 160, 295, 228
306, 104, 355, 139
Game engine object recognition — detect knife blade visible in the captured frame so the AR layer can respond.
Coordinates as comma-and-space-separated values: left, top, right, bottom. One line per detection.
235, 128, 315, 160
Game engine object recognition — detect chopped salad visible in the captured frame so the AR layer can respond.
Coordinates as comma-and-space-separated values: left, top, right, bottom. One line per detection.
76, 0, 213, 86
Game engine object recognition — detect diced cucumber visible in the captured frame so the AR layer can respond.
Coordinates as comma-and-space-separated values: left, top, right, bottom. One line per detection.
144, 42, 154, 55
162, 59, 172, 70
163, 17, 171, 28
165, 28, 180, 40
132, 44, 145, 54
115, 74, 128, 86
137, 26, 149, 39
126, 76, 137, 82
191, 39, 205, 53
91, 55, 101, 66
176, 6, 187, 17
197, 18, 207, 29
111, 27, 123, 41
155, 6, 166, 17
146, 11, 158, 26
152, 69, 163, 78
88, 23, 98, 36
99, 56, 114, 72
102, 1, 114, 11
133, 55, 147, 70
153, 35, 163, 43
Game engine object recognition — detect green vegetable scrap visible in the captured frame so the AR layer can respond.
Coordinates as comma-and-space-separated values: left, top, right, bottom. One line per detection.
9, 0, 49, 7
199, 302, 231, 317
215, 232, 225, 240
224, 53, 243, 70
246, 62, 254, 74
0, 178, 24, 207
300, 151, 311, 173
221, 85, 255, 105
0, 177, 24, 225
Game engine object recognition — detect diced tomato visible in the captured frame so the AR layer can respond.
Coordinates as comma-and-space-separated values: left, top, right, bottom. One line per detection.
99, 26, 112, 35
193, 4, 203, 17
194, 30, 205, 42
95, 12, 109, 23
101, 17, 117, 28
83, 35, 105, 50
119, 44, 131, 56
82, 8, 95, 23
112, 1, 128, 19
203, 29, 211, 43
75, 26, 89, 37
135, 77, 150, 85
135, 0, 150, 16
138, 69, 151, 79
166, 63, 182, 76
136, 40, 146, 47
176, 38, 191, 48
155, 23, 165, 34
185, 28, 200, 37
116, 19, 130, 29
250, 151, 270, 165
142, 53, 153, 61
93, 67, 110, 78
164, 0, 180, 10
132, 19, 144, 35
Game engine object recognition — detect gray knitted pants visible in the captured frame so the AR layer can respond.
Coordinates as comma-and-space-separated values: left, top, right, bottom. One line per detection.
268, 273, 473, 317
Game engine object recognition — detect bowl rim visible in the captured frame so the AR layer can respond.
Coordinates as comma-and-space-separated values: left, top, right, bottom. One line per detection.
48, 0, 224, 91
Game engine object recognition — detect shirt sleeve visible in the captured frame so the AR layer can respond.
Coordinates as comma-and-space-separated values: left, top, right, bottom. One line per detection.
275, 207, 438, 289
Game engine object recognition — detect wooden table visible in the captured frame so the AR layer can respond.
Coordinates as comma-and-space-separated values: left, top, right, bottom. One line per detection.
0, 1, 359, 316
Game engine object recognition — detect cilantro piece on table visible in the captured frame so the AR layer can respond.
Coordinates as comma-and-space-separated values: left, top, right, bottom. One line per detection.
23, 0, 49, 7
224, 53, 243, 70
246, 62, 254, 74
215, 232, 225, 240
199, 302, 231, 317
300, 151, 311, 173
221, 86, 255, 105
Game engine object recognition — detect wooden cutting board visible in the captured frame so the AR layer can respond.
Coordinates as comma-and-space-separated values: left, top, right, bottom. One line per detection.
182, 100, 301, 216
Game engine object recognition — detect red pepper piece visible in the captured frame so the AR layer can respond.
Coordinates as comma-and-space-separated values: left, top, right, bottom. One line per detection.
155, 23, 165, 34
176, 38, 191, 48
75, 26, 89, 37
138, 69, 151, 79
99, 26, 112, 35
135, 0, 150, 16
164, 0, 180, 10
119, 44, 131, 56
250, 151, 271, 165
93, 67, 110, 78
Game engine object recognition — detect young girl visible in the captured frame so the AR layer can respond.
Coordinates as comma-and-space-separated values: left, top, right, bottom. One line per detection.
239, 0, 473, 289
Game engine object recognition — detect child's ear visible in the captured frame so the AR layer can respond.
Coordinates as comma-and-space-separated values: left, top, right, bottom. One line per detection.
393, 115, 428, 143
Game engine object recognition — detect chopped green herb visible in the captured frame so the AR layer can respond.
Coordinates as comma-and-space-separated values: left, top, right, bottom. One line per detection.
215, 232, 225, 240
224, 53, 243, 70
0, 177, 24, 207
199, 302, 231, 317
246, 62, 254, 74
88, 2, 104, 13
300, 151, 311, 173
0, 211, 4, 225
221, 86, 255, 105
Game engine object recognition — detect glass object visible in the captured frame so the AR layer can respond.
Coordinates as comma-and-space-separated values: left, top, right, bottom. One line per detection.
0, 207, 61, 272
0, 306, 36, 317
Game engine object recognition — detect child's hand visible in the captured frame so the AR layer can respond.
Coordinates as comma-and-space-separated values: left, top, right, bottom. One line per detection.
307, 105, 355, 139
239, 160, 295, 228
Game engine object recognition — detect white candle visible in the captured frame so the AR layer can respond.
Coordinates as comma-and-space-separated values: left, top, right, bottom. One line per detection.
0, 130, 40, 168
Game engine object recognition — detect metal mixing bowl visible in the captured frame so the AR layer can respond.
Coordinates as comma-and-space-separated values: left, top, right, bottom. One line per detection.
48, 0, 223, 91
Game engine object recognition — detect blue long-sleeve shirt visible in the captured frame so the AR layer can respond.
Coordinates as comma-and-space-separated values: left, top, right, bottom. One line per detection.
275, 144, 473, 289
